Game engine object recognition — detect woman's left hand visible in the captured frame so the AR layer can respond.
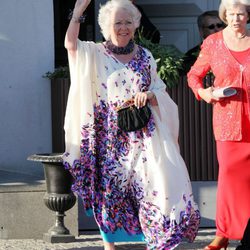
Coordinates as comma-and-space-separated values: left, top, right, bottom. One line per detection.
134, 92, 148, 108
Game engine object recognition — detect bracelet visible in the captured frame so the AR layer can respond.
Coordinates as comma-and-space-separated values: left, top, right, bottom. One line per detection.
146, 91, 156, 100
68, 9, 86, 23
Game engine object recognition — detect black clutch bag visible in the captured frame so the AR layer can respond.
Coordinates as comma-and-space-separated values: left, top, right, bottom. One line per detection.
117, 99, 151, 132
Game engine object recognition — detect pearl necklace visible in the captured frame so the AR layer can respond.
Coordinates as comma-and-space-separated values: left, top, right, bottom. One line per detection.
237, 33, 247, 39
236, 32, 247, 39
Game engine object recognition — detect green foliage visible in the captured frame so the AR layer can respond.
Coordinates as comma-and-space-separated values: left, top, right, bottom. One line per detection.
135, 32, 184, 87
43, 66, 70, 80
44, 35, 184, 87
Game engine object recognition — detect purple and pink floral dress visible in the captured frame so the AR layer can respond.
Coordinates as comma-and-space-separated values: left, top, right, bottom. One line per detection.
63, 40, 200, 249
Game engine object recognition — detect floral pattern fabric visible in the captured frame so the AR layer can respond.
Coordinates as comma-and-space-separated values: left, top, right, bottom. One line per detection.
63, 40, 200, 249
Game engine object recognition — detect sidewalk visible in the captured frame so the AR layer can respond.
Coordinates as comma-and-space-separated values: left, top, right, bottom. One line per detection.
0, 229, 240, 250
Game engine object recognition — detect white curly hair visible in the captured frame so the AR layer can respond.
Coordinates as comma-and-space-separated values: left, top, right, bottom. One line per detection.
98, 0, 141, 41
219, 0, 250, 24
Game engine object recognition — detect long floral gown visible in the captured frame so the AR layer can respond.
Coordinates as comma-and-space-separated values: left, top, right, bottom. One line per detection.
63, 40, 200, 249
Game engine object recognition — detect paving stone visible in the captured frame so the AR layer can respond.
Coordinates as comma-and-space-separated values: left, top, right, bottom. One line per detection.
0, 229, 240, 250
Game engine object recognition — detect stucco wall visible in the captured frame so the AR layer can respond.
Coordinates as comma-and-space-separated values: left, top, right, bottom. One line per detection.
0, 0, 54, 177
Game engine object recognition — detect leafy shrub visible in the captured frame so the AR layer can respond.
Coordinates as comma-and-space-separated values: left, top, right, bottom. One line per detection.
45, 35, 184, 87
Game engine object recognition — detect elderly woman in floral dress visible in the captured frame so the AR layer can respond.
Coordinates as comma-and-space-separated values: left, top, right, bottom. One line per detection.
64, 0, 200, 249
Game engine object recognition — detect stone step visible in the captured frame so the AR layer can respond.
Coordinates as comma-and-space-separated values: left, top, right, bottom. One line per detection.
0, 170, 78, 239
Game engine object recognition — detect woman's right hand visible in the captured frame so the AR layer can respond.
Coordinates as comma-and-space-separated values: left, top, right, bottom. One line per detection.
65, 0, 91, 53
198, 87, 220, 104
73, 0, 92, 17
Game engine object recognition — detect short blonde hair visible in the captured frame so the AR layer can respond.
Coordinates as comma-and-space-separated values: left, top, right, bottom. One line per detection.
98, 0, 141, 41
219, 0, 250, 24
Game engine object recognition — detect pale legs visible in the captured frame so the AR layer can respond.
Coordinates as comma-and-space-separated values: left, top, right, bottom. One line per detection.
104, 241, 116, 250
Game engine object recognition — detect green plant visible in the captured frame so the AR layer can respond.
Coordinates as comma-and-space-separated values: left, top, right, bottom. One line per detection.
44, 35, 184, 87
135, 31, 184, 87
43, 66, 70, 80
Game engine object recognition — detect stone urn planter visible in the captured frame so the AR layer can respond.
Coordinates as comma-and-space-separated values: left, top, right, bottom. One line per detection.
27, 153, 76, 243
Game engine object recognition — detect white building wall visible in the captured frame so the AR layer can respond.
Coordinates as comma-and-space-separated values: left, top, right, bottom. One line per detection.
0, 0, 54, 176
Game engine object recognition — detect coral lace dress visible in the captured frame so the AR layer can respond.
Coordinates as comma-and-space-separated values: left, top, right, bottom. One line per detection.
216, 48, 250, 239
188, 31, 250, 239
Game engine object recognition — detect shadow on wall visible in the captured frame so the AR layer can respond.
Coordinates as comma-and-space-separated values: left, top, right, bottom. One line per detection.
0, 169, 44, 186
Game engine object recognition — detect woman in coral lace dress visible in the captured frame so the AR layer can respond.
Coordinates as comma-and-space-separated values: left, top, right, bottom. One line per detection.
188, 0, 250, 249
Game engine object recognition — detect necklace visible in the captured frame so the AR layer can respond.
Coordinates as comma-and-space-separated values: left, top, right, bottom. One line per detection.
106, 39, 135, 55
236, 32, 247, 39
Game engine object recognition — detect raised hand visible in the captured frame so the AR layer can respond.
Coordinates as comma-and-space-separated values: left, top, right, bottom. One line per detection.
65, 0, 91, 54
73, 0, 92, 17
